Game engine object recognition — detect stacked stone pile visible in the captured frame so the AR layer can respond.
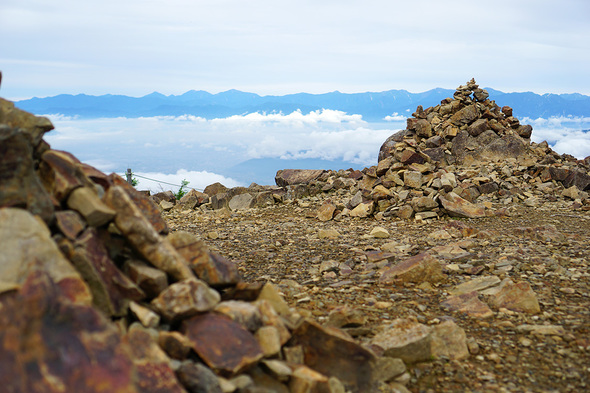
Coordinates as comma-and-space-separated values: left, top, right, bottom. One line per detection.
0, 96, 427, 392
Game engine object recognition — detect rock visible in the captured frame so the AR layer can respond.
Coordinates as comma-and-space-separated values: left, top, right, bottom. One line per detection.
124, 259, 169, 298
380, 252, 444, 284
486, 279, 541, 314
151, 277, 220, 321
275, 169, 325, 187
0, 127, 55, 223
372, 357, 406, 383
289, 319, 375, 391
179, 188, 209, 208
176, 360, 224, 393
430, 320, 470, 360
255, 325, 282, 357
0, 97, 54, 146
448, 276, 501, 295
372, 318, 434, 363
318, 228, 341, 239
0, 271, 137, 393
317, 202, 337, 222
441, 291, 494, 319
126, 323, 187, 393
439, 192, 485, 218
54, 210, 87, 240
129, 301, 160, 328
289, 365, 331, 393
370, 226, 390, 238
67, 186, 116, 227
159, 200, 174, 211
515, 324, 566, 336
397, 205, 414, 219
0, 207, 92, 305
168, 231, 240, 287
349, 202, 374, 218
39, 149, 91, 202
214, 300, 262, 332
403, 171, 423, 188
158, 331, 194, 360
257, 283, 290, 316
182, 312, 263, 376
562, 185, 580, 200
68, 227, 144, 317
103, 185, 194, 280
411, 196, 438, 212
468, 118, 489, 137
229, 193, 255, 211
203, 182, 227, 197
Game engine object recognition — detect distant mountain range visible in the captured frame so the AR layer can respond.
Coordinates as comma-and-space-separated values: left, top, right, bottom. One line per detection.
16, 88, 590, 121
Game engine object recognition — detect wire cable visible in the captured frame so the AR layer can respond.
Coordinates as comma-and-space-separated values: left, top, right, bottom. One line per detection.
124, 173, 204, 191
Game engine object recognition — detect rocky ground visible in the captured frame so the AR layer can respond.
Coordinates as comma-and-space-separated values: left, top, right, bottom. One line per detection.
164, 194, 590, 393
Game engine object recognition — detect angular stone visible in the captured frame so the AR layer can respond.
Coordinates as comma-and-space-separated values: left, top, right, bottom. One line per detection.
0, 127, 55, 223
562, 169, 590, 191
103, 185, 193, 280
370, 185, 393, 201
318, 228, 341, 239
372, 318, 433, 363
0, 271, 137, 393
377, 156, 395, 176
0, 98, 54, 146
468, 118, 489, 137
326, 306, 367, 328
370, 226, 390, 238
399, 149, 426, 165
175, 361, 223, 393
129, 301, 160, 328
67, 186, 116, 227
204, 182, 228, 197
257, 283, 290, 316
518, 124, 533, 139
159, 200, 174, 211
151, 277, 220, 321
450, 104, 478, 125
127, 323, 186, 393
486, 279, 540, 314
515, 324, 566, 336
0, 208, 92, 305
289, 365, 331, 393
512, 225, 565, 243
39, 149, 91, 202
372, 357, 406, 383
441, 291, 494, 319
214, 300, 262, 331
439, 192, 485, 218
397, 204, 414, 219
349, 202, 374, 218
179, 188, 209, 208
380, 252, 444, 284
430, 320, 470, 360
275, 169, 325, 187
168, 231, 240, 287
124, 259, 168, 298
256, 326, 282, 357
182, 312, 263, 376
255, 299, 292, 345
403, 171, 422, 188
68, 228, 144, 316
54, 210, 87, 240
414, 119, 432, 138
158, 331, 194, 360
229, 193, 255, 211
108, 174, 169, 234
290, 319, 375, 391
448, 276, 501, 295
411, 196, 438, 212
317, 202, 337, 222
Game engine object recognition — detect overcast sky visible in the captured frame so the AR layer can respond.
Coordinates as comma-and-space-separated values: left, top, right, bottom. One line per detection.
1, 0, 589, 100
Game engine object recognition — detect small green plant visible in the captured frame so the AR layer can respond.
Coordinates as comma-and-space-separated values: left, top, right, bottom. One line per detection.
131, 177, 139, 187
175, 179, 189, 200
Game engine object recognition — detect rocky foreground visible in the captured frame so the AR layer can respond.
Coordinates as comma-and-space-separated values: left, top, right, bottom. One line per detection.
1, 79, 589, 393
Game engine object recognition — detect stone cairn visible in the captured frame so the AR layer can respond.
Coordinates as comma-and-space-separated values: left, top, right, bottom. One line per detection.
0, 90, 415, 392
162, 79, 589, 222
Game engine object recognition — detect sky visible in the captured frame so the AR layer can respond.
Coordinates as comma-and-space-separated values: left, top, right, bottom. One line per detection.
1, 0, 590, 100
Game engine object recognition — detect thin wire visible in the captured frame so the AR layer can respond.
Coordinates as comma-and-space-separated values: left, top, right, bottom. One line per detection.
124, 173, 204, 191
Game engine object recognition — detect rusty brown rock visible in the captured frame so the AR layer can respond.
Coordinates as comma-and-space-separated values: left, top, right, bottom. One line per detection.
104, 185, 193, 281
124, 259, 169, 298
0, 97, 54, 146
168, 231, 241, 287
379, 252, 444, 284
289, 319, 375, 392
54, 210, 87, 240
182, 312, 263, 376
69, 228, 144, 316
0, 127, 55, 223
0, 271, 138, 393
127, 323, 187, 393
158, 331, 194, 360
39, 149, 91, 202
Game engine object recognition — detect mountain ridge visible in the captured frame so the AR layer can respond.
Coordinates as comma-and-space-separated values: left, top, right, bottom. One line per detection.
16, 87, 590, 121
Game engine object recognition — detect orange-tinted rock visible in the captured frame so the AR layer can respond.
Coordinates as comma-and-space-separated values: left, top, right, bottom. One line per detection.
69, 228, 144, 316
39, 149, 91, 202
0, 271, 138, 393
182, 312, 263, 376
104, 185, 193, 281
127, 323, 187, 393
108, 174, 169, 234
168, 231, 240, 287
54, 210, 87, 240
0, 127, 55, 223
289, 319, 375, 392
379, 252, 444, 284
439, 192, 485, 218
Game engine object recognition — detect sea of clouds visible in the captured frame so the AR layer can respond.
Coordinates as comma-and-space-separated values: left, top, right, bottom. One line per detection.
44, 111, 590, 194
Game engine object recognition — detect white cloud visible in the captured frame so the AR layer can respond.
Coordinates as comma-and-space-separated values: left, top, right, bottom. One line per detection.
384, 113, 406, 121
133, 169, 242, 194
525, 116, 590, 158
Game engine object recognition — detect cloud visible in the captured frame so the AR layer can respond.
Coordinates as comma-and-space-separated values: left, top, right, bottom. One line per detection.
384, 113, 406, 121
525, 116, 590, 158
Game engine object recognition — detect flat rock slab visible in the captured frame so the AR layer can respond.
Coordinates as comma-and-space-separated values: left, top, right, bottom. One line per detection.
379, 252, 444, 284
275, 169, 325, 187
289, 319, 375, 392
439, 192, 485, 218
182, 312, 263, 376
486, 279, 541, 314
448, 276, 501, 296
441, 291, 494, 319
